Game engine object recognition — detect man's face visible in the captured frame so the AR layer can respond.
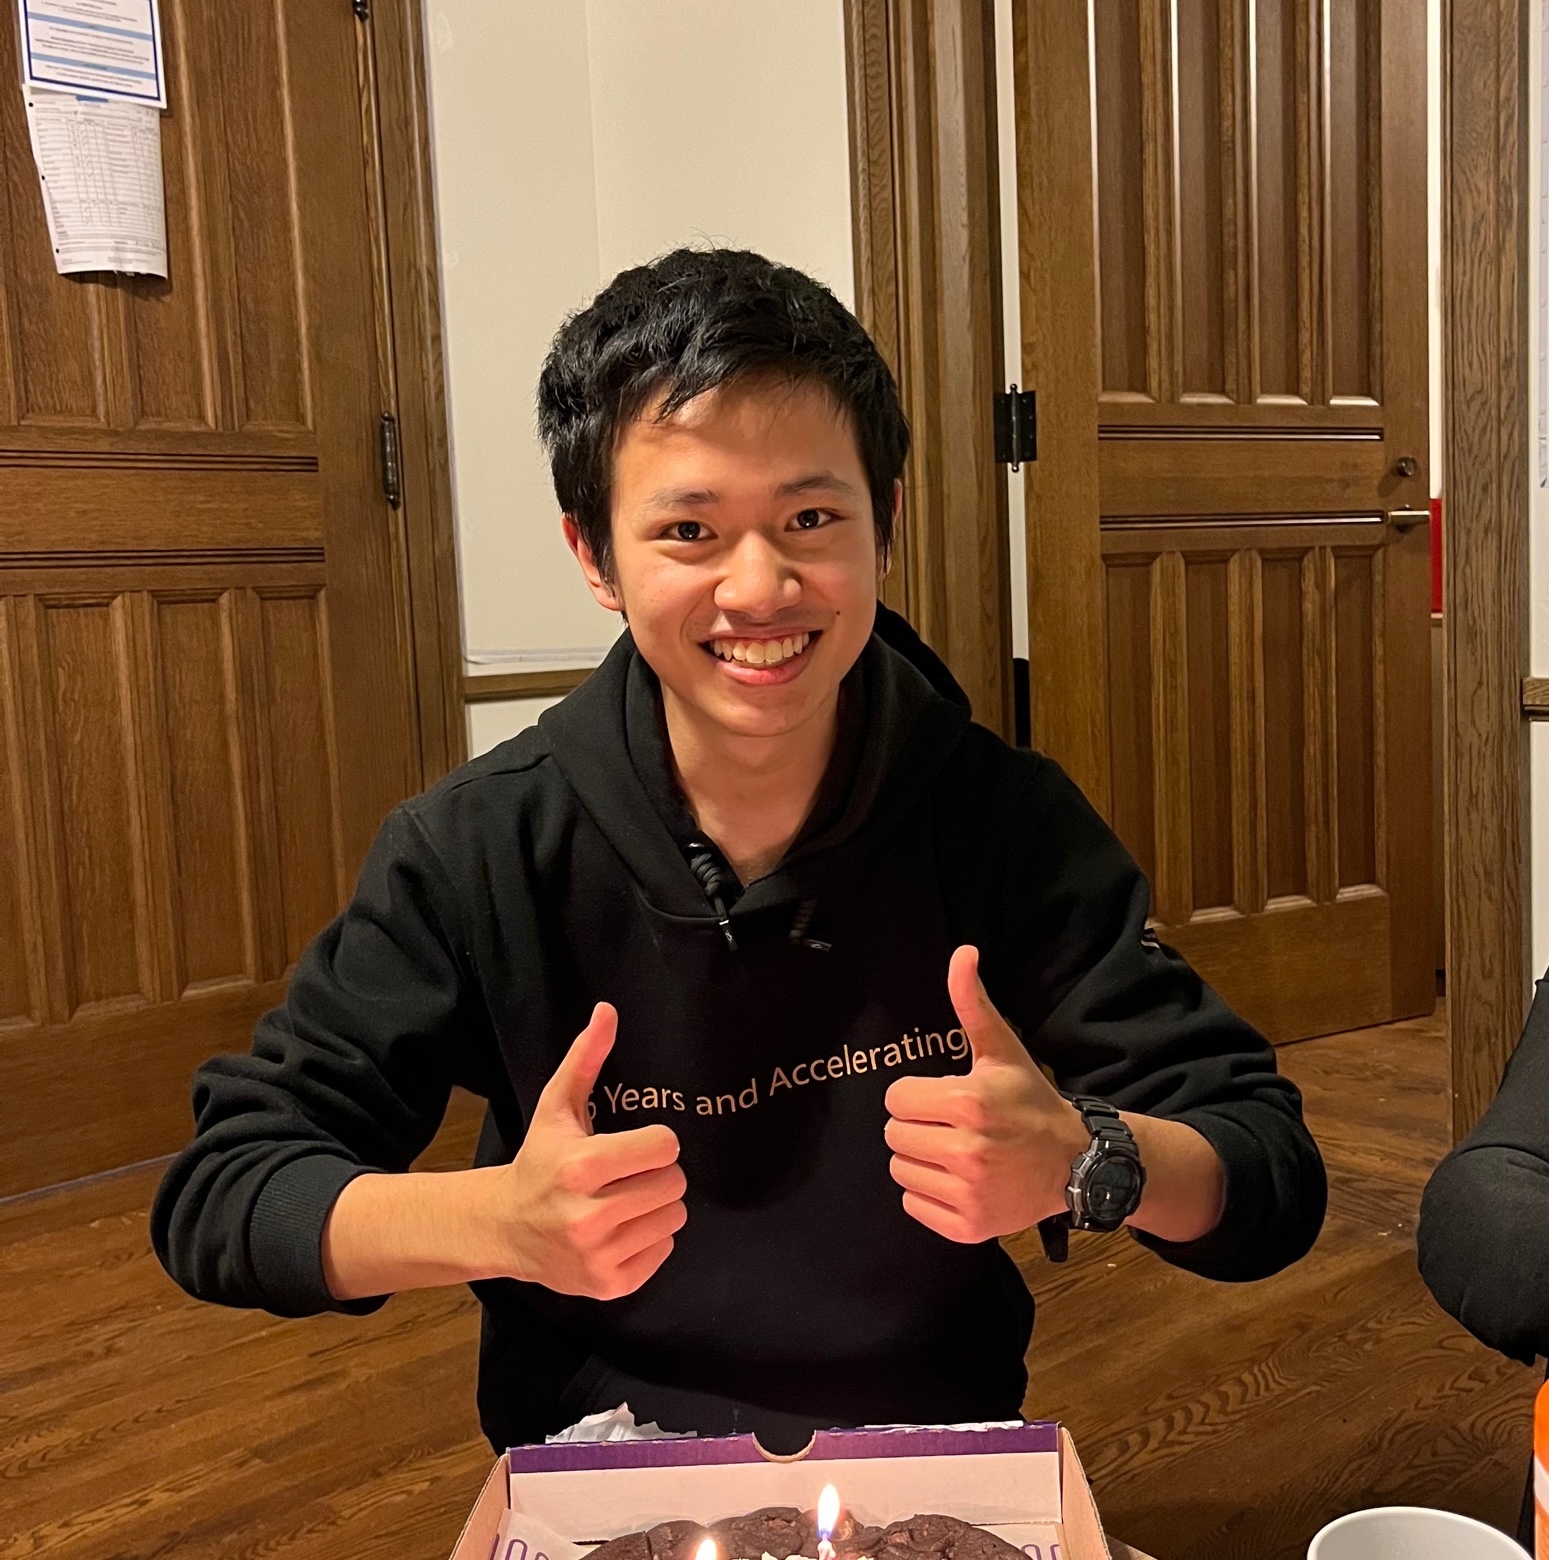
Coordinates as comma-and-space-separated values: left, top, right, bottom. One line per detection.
566, 377, 884, 743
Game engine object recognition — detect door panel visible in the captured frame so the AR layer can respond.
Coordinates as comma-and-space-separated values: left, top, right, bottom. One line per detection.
1014, 0, 1430, 1040
0, 0, 417, 1192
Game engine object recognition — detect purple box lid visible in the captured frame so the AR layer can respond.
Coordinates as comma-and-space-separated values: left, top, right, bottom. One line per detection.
505, 1422, 1060, 1475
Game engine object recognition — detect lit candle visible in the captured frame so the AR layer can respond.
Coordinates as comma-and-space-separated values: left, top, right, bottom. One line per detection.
816, 1483, 841, 1560
694, 1540, 718, 1560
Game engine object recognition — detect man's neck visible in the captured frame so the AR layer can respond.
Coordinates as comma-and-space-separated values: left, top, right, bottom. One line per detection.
662, 690, 839, 885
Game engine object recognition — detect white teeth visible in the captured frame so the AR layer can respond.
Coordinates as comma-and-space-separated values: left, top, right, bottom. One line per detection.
708, 632, 814, 666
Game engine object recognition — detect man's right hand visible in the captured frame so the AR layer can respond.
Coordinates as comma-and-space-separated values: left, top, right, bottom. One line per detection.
494, 1002, 687, 1300
320, 1003, 685, 1305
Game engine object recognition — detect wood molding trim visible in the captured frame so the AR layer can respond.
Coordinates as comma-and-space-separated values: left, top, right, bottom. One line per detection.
463, 668, 591, 704
843, 0, 1013, 738
364, 0, 468, 781
1444, 0, 1532, 1137
1525, 677, 1549, 717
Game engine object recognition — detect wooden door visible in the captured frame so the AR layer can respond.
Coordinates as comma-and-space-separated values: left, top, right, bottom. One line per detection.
0, 0, 421, 1193
1011, 0, 1432, 1042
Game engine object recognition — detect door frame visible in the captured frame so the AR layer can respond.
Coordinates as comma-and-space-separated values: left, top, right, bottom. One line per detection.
843, 0, 1014, 739
358, 0, 467, 782
1443, 0, 1532, 1135
846, 0, 1535, 1138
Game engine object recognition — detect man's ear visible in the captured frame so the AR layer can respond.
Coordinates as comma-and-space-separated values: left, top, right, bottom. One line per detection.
563, 515, 624, 612
879, 480, 903, 581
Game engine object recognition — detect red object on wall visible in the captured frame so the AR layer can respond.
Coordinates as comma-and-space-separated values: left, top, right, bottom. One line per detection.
1430, 495, 1443, 615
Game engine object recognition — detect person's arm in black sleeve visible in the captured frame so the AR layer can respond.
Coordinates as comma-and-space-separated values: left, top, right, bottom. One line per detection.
1418, 974, 1549, 1363
992, 759, 1327, 1282
151, 803, 478, 1319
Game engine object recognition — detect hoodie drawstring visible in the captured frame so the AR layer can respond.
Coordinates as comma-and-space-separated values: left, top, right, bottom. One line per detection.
788, 898, 832, 953
683, 840, 830, 953
685, 838, 739, 951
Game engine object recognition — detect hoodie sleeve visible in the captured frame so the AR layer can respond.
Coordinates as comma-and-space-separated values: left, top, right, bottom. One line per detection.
1417, 976, 1549, 1364
987, 758, 1327, 1282
151, 803, 487, 1318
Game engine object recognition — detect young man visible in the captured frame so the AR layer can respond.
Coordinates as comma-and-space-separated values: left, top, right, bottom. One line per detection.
153, 248, 1326, 1451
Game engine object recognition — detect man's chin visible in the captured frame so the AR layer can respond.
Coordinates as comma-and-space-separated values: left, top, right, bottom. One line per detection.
668, 678, 838, 741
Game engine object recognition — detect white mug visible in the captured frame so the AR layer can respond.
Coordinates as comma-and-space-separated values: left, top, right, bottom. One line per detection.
1309, 1506, 1526, 1560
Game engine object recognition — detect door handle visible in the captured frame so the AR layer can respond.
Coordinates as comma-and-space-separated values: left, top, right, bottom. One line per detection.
1388, 509, 1430, 531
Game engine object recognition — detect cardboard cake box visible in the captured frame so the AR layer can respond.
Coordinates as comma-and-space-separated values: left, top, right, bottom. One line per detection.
448, 1422, 1120, 1560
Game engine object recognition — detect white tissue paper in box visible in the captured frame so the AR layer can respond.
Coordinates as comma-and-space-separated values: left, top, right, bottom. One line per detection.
544, 1403, 696, 1444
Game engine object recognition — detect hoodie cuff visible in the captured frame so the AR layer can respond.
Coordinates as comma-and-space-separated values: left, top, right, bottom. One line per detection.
1129, 1106, 1321, 1282
249, 1154, 388, 1318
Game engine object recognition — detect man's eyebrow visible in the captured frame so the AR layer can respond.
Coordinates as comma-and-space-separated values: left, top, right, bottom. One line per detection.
641, 472, 861, 511
775, 471, 862, 499
642, 486, 720, 511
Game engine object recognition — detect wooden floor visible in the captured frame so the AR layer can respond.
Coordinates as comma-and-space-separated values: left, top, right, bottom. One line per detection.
1, 1003, 1538, 1559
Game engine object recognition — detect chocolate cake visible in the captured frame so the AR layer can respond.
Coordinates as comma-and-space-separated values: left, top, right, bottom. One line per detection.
588, 1506, 1024, 1560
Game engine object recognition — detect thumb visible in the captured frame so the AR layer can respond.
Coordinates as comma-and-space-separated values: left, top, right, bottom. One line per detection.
535, 1002, 617, 1133
946, 946, 1028, 1068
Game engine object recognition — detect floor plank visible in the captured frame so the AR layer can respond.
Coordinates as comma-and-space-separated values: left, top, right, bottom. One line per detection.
0, 1009, 1538, 1558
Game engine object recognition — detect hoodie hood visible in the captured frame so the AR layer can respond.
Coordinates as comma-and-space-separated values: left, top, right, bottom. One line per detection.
538, 604, 973, 925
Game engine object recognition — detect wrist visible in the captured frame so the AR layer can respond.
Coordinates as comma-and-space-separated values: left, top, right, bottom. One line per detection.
322, 1166, 517, 1300
1119, 1114, 1226, 1243
1042, 1099, 1092, 1219
462, 1163, 531, 1283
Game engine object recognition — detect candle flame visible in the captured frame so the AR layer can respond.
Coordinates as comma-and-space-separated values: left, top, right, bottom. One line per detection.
817, 1484, 841, 1539
694, 1540, 717, 1560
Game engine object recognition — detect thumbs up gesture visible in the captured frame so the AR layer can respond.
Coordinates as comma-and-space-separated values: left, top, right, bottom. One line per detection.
883, 946, 1090, 1245
495, 1003, 687, 1299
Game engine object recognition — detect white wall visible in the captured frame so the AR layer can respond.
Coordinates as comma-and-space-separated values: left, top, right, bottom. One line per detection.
425, 3, 612, 669
584, 2, 854, 295
467, 697, 566, 758
993, 0, 1028, 662
422, 1, 855, 759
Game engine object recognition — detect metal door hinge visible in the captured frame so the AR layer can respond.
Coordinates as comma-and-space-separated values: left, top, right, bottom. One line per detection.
379, 412, 402, 508
994, 386, 1037, 471
352, 0, 370, 19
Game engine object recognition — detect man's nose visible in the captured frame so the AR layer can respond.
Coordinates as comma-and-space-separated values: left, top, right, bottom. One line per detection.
715, 533, 799, 617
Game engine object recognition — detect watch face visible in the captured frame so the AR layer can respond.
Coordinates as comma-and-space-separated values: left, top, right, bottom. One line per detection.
1084, 1156, 1144, 1229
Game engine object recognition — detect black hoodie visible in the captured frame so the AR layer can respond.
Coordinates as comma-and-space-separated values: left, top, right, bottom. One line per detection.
152, 608, 1326, 1451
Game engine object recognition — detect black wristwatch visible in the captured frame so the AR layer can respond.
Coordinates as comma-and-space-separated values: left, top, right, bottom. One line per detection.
1036, 1096, 1146, 1263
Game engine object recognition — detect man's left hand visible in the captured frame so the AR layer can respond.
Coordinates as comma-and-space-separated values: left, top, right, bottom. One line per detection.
883, 944, 1088, 1244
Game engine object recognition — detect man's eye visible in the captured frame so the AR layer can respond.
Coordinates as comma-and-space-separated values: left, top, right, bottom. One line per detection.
793, 509, 829, 531
668, 521, 703, 542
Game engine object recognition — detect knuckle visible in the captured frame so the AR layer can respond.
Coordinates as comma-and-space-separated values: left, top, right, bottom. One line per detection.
958, 1136, 991, 1176
955, 1092, 989, 1131
565, 1206, 605, 1249
580, 1254, 615, 1295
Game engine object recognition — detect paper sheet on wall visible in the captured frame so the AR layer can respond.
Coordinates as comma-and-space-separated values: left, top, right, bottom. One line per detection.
23, 88, 167, 277
17, 0, 167, 109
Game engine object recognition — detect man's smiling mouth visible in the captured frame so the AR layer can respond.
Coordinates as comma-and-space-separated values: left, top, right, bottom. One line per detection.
704, 631, 818, 668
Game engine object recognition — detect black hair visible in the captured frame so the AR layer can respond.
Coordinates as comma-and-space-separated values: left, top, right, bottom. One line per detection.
536, 247, 909, 578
